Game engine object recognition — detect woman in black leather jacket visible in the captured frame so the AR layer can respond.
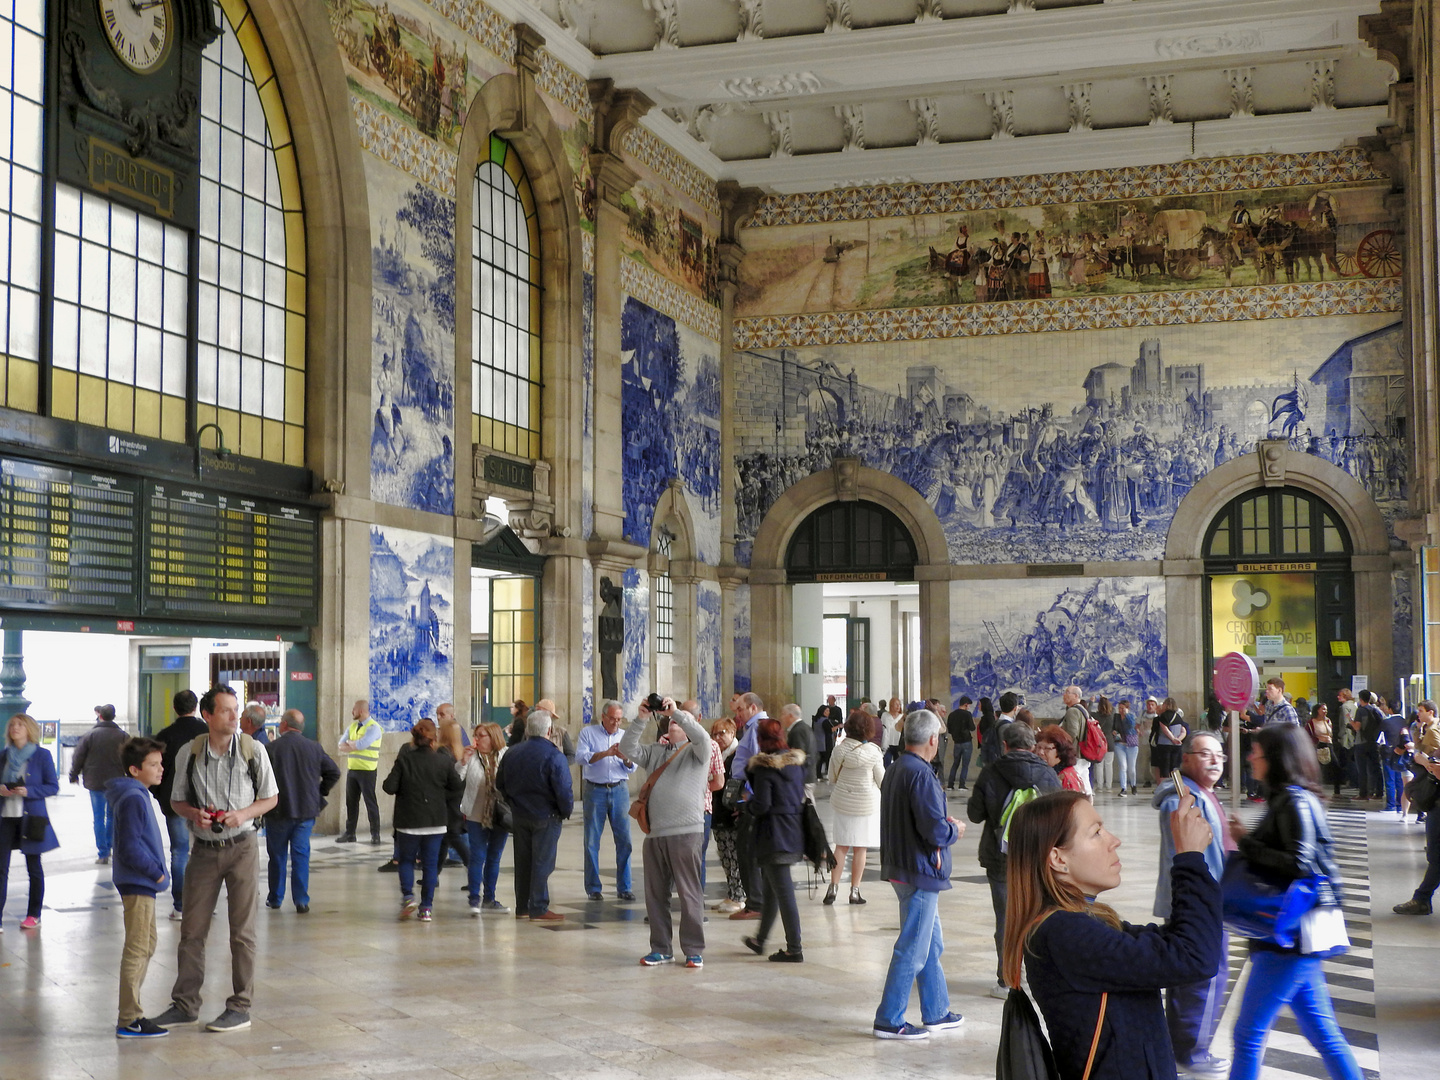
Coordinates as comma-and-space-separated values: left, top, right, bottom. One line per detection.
1225, 724, 1360, 1080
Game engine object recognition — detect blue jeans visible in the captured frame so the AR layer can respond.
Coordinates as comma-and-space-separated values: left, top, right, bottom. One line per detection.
583, 781, 633, 895
947, 740, 972, 787
875, 882, 949, 1030
1167, 929, 1228, 1066
1384, 759, 1406, 809
90, 789, 113, 857
465, 819, 509, 903
395, 833, 444, 908
1230, 951, 1361, 1080
265, 817, 314, 908
166, 814, 190, 911
1117, 744, 1140, 789
512, 815, 562, 917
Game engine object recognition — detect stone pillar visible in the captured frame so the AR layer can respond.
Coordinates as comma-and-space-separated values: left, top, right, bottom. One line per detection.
0, 629, 30, 716
586, 82, 651, 545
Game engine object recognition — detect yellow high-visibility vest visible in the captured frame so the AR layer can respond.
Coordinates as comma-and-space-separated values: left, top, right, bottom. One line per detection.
345, 719, 381, 771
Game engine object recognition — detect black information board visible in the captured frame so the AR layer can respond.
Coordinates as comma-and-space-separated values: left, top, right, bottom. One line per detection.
0, 458, 139, 613
144, 484, 319, 624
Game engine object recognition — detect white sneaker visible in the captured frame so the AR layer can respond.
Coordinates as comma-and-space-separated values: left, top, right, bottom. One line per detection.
715, 899, 744, 914
990, 983, 1010, 1000
1182, 1055, 1231, 1078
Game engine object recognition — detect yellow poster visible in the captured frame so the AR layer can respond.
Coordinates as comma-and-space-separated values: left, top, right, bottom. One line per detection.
1209, 573, 1317, 659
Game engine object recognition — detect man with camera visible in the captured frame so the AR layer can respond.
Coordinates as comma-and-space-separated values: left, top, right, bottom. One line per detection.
155, 685, 278, 1033
576, 700, 636, 902
619, 696, 713, 967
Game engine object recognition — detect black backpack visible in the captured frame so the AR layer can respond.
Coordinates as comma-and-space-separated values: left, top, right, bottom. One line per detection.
996, 988, 1058, 1080
800, 800, 837, 875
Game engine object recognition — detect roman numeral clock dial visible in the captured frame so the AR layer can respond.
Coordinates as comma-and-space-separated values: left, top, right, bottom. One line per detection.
98, 0, 172, 74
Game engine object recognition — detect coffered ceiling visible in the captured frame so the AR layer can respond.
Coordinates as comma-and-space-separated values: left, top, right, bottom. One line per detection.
488, 0, 1397, 192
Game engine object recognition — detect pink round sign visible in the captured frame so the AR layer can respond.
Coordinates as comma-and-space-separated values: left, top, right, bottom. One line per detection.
1213, 651, 1260, 711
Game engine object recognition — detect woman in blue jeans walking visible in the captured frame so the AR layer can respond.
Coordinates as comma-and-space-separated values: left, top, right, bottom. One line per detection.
458, 722, 510, 914
1226, 724, 1361, 1080
382, 719, 464, 922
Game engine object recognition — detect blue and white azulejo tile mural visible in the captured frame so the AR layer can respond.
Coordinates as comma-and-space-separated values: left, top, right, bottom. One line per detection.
369, 525, 454, 731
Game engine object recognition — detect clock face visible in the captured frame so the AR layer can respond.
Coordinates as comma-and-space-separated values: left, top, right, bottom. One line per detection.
98, 0, 173, 75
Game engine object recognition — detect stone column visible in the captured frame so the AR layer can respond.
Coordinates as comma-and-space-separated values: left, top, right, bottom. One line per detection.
586, 82, 651, 544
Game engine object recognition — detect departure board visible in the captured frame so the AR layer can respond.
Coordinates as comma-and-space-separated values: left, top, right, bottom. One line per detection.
0, 457, 139, 612
144, 484, 319, 624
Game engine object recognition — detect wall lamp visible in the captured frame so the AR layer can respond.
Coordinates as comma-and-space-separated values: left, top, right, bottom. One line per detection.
195, 422, 230, 478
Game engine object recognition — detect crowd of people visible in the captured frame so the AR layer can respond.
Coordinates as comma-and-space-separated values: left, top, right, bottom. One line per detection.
2, 673, 1437, 1080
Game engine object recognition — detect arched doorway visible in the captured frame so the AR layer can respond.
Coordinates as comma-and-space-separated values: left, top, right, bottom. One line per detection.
1164, 443, 1393, 709
1201, 486, 1354, 708
748, 459, 950, 710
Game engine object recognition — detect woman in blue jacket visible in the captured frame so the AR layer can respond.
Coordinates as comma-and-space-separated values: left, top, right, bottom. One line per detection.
1003, 789, 1221, 1079
1225, 724, 1361, 1080
742, 718, 805, 963
0, 713, 61, 931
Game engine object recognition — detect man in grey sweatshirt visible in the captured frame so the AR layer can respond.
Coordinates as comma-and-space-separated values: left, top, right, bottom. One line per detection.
619, 698, 713, 969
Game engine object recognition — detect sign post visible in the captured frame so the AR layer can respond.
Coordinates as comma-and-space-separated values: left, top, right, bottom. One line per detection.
1214, 651, 1260, 810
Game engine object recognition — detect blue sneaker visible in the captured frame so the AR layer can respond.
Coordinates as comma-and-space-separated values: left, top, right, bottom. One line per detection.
639, 952, 674, 966
116, 1018, 169, 1039
924, 1011, 965, 1032
684, 955, 703, 969
873, 1022, 929, 1040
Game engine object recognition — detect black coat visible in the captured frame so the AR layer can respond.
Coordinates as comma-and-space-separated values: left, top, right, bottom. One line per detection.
946, 707, 974, 743
1026, 853, 1223, 1080
151, 715, 210, 818
746, 749, 806, 864
267, 731, 341, 820
383, 746, 464, 830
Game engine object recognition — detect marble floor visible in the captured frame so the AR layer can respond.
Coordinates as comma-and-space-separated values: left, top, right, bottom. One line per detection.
2, 782, 1437, 1080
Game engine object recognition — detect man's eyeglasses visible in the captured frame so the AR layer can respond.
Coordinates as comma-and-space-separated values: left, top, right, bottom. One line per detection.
1183, 751, 1227, 762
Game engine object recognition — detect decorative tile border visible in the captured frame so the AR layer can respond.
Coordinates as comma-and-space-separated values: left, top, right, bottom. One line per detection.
733, 277, 1400, 348
430, 0, 515, 64
536, 49, 592, 124
623, 126, 721, 218
581, 229, 595, 274
622, 257, 722, 340
352, 96, 457, 198
750, 149, 1387, 228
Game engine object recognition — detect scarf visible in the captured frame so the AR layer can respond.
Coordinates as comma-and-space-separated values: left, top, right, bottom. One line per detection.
477, 751, 501, 828
2, 741, 38, 786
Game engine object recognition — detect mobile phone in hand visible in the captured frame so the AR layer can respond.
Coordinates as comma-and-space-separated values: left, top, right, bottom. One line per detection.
1171, 767, 1186, 796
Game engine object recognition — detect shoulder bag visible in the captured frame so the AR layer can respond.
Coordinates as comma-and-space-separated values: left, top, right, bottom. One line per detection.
996, 987, 1106, 1080
628, 747, 682, 835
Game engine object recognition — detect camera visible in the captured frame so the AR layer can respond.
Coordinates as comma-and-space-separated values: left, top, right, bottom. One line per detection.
206, 805, 225, 834
644, 693, 667, 714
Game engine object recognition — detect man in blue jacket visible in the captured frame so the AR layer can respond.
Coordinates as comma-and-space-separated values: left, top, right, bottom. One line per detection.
496, 708, 574, 921
107, 736, 171, 1038
1153, 730, 1233, 1079
873, 709, 966, 1041
264, 709, 341, 913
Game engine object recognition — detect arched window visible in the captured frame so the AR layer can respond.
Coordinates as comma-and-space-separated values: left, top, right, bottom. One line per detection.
786, 501, 918, 582
471, 134, 540, 460
14, 0, 306, 464
1203, 487, 1350, 562
653, 528, 674, 655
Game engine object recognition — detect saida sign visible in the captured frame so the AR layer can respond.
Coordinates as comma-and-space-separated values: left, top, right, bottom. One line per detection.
1209, 572, 1317, 659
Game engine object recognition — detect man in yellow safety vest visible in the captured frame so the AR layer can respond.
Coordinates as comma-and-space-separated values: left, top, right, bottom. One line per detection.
336, 700, 382, 844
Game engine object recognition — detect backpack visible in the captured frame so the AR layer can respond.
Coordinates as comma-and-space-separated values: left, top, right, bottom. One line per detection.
1079, 713, 1108, 763
996, 985, 1107, 1080
999, 786, 1042, 853
183, 732, 263, 809
996, 987, 1059, 1080
801, 799, 837, 875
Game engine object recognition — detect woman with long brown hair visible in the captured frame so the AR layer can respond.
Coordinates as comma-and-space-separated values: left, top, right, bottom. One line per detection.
1001, 790, 1219, 1079
458, 721, 509, 914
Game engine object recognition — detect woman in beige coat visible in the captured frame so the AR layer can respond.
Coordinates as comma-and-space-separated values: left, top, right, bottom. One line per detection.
824, 713, 886, 905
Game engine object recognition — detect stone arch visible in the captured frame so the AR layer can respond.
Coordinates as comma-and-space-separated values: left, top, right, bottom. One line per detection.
748, 461, 951, 708
453, 69, 585, 736
1162, 443, 1394, 707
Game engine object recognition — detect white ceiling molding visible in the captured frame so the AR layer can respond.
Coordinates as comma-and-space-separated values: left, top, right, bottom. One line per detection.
722, 105, 1390, 193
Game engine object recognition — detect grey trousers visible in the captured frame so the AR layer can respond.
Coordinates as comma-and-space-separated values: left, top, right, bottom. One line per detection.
643, 832, 706, 958
170, 832, 259, 1015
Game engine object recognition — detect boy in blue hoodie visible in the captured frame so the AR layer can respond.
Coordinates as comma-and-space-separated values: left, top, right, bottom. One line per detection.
106, 737, 170, 1038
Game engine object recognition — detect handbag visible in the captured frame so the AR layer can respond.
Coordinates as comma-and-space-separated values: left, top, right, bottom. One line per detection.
628, 747, 682, 835
1299, 904, 1349, 958
21, 813, 49, 843
1405, 769, 1440, 814
720, 776, 746, 813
